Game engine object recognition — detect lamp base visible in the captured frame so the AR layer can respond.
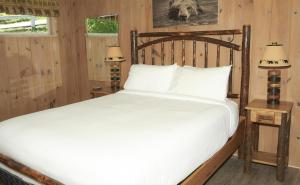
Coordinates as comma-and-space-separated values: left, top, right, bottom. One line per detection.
267, 70, 281, 106
267, 99, 280, 106
110, 62, 121, 91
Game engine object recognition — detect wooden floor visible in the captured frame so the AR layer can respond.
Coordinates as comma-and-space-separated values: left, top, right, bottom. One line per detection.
205, 157, 300, 185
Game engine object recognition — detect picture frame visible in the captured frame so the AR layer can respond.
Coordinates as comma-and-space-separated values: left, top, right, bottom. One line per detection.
153, 0, 218, 28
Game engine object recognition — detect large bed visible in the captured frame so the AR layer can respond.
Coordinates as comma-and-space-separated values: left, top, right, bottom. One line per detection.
0, 25, 251, 185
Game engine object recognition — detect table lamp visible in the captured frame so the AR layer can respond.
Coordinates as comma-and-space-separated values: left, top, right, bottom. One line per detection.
259, 43, 290, 106
104, 46, 125, 90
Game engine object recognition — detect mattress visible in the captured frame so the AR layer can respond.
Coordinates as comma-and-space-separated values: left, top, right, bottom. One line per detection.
0, 90, 239, 185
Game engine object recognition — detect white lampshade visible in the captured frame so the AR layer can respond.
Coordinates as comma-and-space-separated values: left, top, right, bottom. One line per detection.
105, 46, 125, 62
259, 43, 290, 68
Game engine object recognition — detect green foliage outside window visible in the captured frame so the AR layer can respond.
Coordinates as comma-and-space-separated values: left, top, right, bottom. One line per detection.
86, 18, 118, 34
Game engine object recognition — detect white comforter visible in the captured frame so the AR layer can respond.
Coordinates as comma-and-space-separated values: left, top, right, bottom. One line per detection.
0, 90, 238, 185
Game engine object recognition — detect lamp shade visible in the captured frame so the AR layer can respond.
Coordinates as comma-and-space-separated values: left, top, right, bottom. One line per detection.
105, 46, 125, 62
259, 43, 290, 68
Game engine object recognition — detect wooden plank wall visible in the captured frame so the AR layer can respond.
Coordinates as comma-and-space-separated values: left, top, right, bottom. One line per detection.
0, 36, 62, 121
76, 0, 300, 167
0, 0, 90, 119
86, 35, 118, 81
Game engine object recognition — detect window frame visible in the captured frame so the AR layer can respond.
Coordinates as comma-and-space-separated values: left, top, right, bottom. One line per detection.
0, 14, 54, 36
85, 14, 119, 36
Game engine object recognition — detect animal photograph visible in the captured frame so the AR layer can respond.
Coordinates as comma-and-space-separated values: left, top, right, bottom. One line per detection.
153, 0, 218, 28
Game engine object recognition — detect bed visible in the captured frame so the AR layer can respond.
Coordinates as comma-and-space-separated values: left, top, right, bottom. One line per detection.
0, 25, 251, 185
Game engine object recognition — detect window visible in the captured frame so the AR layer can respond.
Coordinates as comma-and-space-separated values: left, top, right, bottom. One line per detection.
0, 13, 49, 34
86, 14, 118, 34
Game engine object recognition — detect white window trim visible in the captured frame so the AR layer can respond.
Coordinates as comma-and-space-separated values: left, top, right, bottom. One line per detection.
86, 33, 118, 37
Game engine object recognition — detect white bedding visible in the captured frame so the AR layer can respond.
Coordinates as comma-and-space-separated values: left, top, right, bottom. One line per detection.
0, 90, 239, 185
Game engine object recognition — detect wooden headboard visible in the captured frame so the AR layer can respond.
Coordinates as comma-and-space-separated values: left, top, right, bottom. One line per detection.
130, 25, 251, 116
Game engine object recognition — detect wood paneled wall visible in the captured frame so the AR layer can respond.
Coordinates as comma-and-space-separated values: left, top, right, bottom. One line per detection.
0, 0, 299, 168
86, 35, 118, 81
0, 36, 62, 121
0, 0, 90, 121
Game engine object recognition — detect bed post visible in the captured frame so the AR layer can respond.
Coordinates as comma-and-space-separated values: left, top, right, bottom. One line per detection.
238, 25, 251, 160
131, 30, 138, 64
240, 25, 251, 117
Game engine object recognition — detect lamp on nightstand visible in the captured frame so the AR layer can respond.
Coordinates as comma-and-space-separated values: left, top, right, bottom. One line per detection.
105, 46, 125, 90
259, 43, 290, 106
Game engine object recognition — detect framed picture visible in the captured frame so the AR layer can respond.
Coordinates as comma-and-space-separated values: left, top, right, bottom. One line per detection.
153, 0, 218, 28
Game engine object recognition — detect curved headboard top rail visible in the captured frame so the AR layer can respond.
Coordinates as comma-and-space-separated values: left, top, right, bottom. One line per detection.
130, 25, 251, 117
138, 29, 242, 37
137, 36, 240, 51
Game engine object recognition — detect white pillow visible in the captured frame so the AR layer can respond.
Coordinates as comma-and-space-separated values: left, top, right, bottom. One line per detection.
169, 65, 232, 101
124, 64, 178, 93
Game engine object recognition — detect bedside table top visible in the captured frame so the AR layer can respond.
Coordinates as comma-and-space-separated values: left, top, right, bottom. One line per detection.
246, 99, 293, 113
90, 81, 123, 97
91, 86, 122, 94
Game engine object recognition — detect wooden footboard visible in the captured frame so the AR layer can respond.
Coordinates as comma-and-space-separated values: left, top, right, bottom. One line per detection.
0, 154, 62, 185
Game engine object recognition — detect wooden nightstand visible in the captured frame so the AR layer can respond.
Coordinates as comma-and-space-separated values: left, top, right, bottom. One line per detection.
90, 81, 122, 98
90, 87, 120, 98
244, 99, 293, 181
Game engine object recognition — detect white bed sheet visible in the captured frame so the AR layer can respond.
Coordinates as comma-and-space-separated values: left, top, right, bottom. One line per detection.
0, 90, 239, 185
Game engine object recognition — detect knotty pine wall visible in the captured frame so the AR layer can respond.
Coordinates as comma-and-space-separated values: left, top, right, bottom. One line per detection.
0, 0, 299, 167
0, 0, 91, 120
86, 35, 118, 81
0, 36, 62, 120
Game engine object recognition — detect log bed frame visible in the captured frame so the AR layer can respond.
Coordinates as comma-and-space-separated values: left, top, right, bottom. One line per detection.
0, 25, 251, 185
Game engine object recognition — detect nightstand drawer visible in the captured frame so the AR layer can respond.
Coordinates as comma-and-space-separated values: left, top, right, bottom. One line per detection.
250, 110, 282, 125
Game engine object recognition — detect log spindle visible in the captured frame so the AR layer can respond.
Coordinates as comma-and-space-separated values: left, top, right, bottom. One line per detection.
182, 40, 186, 66
205, 42, 208, 68
229, 48, 234, 94
193, 41, 196, 67
171, 40, 175, 64
151, 44, 155, 65
161, 42, 165, 65
142, 48, 145, 64
217, 44, 220, 67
